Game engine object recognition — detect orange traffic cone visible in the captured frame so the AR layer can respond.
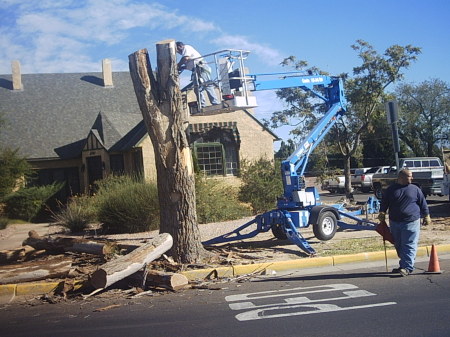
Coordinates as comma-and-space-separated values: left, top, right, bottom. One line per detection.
425, 244, 442, 274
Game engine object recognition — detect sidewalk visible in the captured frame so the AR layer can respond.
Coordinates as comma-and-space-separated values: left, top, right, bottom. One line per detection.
0, 222, 64, 251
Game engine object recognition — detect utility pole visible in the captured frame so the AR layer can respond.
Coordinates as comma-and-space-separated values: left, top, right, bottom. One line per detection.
385, 101, 400, 170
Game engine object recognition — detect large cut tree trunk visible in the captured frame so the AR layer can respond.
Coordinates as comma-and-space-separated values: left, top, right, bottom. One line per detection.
128, 40, 206, 263
90, 233, 173, 289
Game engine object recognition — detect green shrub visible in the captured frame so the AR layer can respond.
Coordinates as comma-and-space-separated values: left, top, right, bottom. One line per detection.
51, 196, 97, 233
195, 175, 252, 224
0, 148, 32, 201
94, 176, 159, 233
238, 158, 283, 214
3, 182, 64, 222
0, 217, 7, 230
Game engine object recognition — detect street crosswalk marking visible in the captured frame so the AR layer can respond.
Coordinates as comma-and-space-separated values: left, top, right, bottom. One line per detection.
225, 283, 396, 321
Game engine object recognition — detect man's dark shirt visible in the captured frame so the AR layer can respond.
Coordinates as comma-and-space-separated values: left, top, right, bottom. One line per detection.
380, 183, 429, 222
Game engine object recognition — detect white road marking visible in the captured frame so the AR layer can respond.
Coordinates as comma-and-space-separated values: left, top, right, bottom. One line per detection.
225, 283, 358, 302
235, 302, 397, 321
229, 290, 376, 310
226, 283, 397, 321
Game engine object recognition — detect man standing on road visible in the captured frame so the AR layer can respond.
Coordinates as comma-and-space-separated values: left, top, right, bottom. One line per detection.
378, 169, 432, 276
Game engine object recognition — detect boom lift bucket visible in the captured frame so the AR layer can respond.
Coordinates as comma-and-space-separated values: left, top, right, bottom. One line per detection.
183, 49, 258, 115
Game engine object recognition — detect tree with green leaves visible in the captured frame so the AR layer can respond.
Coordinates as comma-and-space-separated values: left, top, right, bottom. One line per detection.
1, 113, 32, 201
275, 139, 296, 160
268, 40, 421, 197
0, 148, 32, 200
396, 79, 450, 157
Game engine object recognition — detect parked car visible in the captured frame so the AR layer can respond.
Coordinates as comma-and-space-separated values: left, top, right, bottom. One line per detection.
372, 157, 444, 199
321, 175, 345, 193
354, 166, 391, 193
351, 167, 372, 192
321, 169, 359, 194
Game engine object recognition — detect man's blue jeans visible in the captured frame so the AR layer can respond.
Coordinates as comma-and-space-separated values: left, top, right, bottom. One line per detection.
389, 219, 421, 272
192, 65, 220, 107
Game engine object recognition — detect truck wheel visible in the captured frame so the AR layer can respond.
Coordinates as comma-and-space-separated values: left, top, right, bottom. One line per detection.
373, 184, 383, 199
313, 211, 337, 241
271, 223, 287, 240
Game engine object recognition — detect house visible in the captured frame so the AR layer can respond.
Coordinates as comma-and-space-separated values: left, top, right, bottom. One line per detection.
0, 60, 279, 199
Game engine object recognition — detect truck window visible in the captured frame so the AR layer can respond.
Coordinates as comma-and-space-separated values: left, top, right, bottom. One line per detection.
414, 161, 422, 168
404, 160, 413, 167
430, 159, 440, 167
421, 160, 429, 167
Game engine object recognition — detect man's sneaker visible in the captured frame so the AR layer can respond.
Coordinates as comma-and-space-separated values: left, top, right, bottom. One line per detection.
392, 268, 401, 273
398, 268, 411, 277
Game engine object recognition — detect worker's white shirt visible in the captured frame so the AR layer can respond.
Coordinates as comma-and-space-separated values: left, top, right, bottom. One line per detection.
180, 45, 202, 71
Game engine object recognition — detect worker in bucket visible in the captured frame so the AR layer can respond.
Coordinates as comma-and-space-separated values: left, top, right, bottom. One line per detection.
176, 41, 220, 108
378, 169, 432, 276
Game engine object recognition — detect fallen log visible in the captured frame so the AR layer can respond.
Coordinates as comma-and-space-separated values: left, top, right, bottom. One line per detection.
0, 246, 38, 264
90, 233, 173, 289
146, 270, 189, 291
23, 230, 118, 255
129, 269, 188, 291
0, 255, 72, 284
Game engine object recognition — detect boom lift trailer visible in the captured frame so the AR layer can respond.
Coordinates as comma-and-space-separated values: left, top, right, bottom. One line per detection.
194, 50, 380, 255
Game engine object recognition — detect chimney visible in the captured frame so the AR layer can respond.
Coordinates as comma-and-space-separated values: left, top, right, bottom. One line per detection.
102, 58, 113, 87
11, 60, 23, 90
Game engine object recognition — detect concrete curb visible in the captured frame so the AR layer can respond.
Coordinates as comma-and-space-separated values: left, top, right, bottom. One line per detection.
180, 243, 450, 281
1, 244, 449, 300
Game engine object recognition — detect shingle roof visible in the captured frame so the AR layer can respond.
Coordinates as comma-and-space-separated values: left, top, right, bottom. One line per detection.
0, 72, 143, 160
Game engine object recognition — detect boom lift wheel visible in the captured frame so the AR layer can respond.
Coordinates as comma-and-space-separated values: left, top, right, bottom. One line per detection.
313, 211, 337, 241
271, 223, 287, 240
373, 184, 383, 199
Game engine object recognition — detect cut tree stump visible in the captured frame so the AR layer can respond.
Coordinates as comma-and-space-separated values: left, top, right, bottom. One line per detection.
90, 233, 173, 289
0, 255, 72, 284
23, 230, 118, 255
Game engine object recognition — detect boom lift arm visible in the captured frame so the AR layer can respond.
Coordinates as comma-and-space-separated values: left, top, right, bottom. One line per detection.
199, 51, 380, 255
249, 74, 347, 207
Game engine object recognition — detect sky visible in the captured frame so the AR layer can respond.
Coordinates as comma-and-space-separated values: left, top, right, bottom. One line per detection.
1, 0, 449, 146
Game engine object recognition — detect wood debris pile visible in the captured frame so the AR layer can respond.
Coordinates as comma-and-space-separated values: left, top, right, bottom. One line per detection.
0, 231, 193, 300
0, 230, 272, 303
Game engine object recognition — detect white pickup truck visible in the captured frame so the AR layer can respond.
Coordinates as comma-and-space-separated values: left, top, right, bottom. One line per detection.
321, 175, 346, 193
371, 157, 444, 199
321, 168, 369, 193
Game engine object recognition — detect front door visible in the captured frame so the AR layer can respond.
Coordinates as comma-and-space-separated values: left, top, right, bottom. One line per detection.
87, 156, 103, 192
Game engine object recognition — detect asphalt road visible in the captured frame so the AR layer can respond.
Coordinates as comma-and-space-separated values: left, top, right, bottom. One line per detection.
1, 257, 449, 337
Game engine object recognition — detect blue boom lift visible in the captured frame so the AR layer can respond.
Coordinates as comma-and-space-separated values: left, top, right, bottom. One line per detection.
189, 50, 380, 255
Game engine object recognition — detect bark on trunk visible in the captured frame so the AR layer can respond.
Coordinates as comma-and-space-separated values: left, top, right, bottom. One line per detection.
90, 233, 172, 289
128, 40, 206, 264
0, 256, 72, 284
343, 156, 354, 199
23, 230, 118, 255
